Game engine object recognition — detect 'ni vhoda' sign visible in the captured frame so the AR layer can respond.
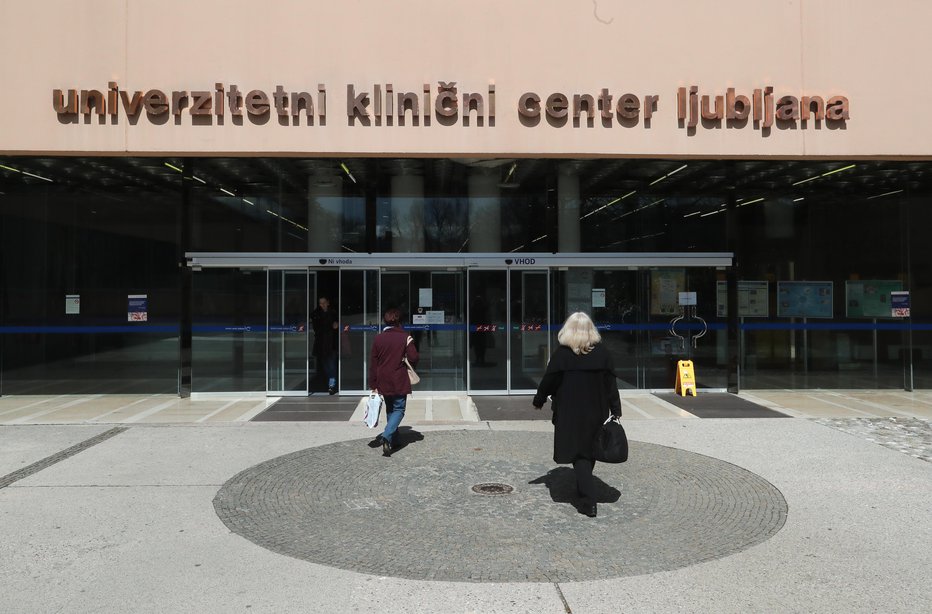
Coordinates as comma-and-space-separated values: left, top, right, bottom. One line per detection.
52, 80, 849, 135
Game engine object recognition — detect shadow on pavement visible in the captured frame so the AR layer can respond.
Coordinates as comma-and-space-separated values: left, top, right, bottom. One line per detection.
528, 467, 621, 508
365, 427, 425, 454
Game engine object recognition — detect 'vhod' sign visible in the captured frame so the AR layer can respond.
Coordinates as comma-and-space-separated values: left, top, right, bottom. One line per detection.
52, 81, 849, 134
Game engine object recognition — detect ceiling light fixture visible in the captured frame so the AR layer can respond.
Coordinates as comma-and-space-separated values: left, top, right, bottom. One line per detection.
510, 234, 549, 253
820, 164, 856, 177
504, 162, 517, 183
792, 164, 856, 186
649, 163, 688, 186
21, 170, 53, 182
0, 163, 53, 182
614, 198, 665, 220
580, 191, 636, 220
867, 189, 904, 200
340, 162, 357, 184
606, 230, 665, 247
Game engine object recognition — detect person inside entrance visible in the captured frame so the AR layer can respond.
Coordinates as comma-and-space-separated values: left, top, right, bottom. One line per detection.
311, 296, 339, 394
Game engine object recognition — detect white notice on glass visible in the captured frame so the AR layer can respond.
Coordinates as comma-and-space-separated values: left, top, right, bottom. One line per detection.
419, 288, 433, 308
65, 294, 80, 315
592, 289, 606, 308
426, 310, 445, 324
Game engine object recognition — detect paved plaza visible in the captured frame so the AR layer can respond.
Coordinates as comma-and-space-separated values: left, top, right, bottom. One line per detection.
0, 393, 930, 613
215, 431, 786, 582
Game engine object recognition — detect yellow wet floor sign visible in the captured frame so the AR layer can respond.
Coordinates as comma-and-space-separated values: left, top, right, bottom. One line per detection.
675, 360, 697, 396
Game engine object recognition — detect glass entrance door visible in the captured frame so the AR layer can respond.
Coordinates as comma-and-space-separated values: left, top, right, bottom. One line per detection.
510, 270, 550, 392
267, 269, 311, 395
190, 258, 728, 396
642, 267, 726, 390
380, 269, 466, 391
553, 268, 644, 388
468, 270, 508, 391
552, 267, 725, 391
339, 269, 380, 393
467, 269, 550, 394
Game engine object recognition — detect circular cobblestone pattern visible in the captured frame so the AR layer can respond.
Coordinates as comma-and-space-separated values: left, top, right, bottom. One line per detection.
213, 431, 787, 582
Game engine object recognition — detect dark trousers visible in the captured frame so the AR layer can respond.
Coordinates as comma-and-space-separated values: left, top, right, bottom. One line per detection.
321, 354, 337, 387
573, 458, 596, 503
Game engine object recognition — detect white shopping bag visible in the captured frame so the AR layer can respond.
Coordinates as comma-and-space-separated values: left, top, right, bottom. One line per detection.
364, 393, 383, 428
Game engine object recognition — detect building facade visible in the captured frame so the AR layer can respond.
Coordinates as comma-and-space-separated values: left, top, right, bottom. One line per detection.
1, 1, 931, 396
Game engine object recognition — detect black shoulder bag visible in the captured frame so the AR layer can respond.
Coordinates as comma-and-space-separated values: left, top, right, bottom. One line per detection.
593, 415, 628, 463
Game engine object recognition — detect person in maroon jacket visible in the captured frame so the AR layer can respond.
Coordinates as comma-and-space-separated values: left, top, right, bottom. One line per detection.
369, 308, 419, 456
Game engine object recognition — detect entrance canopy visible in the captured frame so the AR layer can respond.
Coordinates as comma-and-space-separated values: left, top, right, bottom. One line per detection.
186, 252, 733, 269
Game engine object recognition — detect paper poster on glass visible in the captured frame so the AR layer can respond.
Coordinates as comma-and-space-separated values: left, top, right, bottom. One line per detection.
591, 288, 606, 308
65, 294, 80, 315
418, 288, 433, 308
650, 269, 685, 316
128, 294, 148, 322
891, 291, 910, 317
777, 282, 833, 318
716, 281, 769, 317
845, 280, 902, 318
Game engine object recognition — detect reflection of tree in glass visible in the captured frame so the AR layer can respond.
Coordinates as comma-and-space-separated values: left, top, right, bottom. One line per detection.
424, 198, 467, 251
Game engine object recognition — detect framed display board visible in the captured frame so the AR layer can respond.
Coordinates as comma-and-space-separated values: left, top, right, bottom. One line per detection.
716, 281, 769, 317
845, 280, 902, 318
777, 281, 833, 318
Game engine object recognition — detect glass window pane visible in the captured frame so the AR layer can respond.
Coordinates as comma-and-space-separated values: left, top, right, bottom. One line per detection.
468, 270, 507, 391
192, 269, 266, 393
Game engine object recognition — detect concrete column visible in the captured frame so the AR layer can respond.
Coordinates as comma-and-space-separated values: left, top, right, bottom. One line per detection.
307, 170, 343, 252
557, 163, 581, 252
390, 173, 425, 252
467, 168, 501, 252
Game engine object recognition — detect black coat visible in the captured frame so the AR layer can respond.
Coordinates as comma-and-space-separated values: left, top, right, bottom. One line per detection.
311, 307, 338, 359
533, 344, 621, 464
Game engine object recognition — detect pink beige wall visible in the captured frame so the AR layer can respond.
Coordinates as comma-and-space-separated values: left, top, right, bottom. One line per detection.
1, 0, 929, 158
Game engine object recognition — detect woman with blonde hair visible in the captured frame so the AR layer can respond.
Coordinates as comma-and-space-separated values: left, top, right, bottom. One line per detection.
533, 312, 621, 517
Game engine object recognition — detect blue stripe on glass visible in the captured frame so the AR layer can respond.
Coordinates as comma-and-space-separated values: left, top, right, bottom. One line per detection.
1, 322, 930, 334
0, 326, 180, 334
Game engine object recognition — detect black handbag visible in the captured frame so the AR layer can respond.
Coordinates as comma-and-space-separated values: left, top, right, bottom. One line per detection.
593, 415, 628, 463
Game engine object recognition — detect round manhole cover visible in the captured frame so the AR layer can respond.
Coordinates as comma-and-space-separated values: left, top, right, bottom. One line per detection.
471, 482, 514, 496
